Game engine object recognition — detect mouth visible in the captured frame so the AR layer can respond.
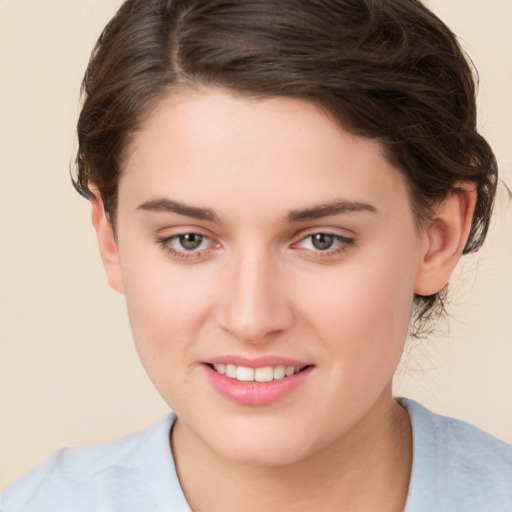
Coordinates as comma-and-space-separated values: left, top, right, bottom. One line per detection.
206, 363, 311, 383
202, 359, 315, 406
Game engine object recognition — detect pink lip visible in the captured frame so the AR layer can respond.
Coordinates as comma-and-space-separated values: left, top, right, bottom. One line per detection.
202, 362, 314, 407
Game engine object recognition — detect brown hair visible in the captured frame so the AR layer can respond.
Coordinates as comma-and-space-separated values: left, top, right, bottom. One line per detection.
74, 0, 498, 335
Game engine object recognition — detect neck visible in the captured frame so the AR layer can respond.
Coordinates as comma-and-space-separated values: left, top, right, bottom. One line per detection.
171, 393, 412, 512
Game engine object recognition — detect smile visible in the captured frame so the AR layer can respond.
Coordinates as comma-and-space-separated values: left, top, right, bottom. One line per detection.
210, 364, 305, 382
203, 360, 314, 406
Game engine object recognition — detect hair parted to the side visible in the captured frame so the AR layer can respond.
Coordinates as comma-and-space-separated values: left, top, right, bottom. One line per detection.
74, 0, 498, 336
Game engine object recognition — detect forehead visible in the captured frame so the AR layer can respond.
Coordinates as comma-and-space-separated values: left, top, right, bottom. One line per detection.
119, 88, 409, 221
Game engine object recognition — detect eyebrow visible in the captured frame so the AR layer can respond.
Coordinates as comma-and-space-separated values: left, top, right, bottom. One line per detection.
285, 199, 378, 222
137, 198, 377, 223
137, 198, 220, 222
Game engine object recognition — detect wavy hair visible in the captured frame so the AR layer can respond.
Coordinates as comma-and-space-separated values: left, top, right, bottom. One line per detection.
74, 0, 498, 335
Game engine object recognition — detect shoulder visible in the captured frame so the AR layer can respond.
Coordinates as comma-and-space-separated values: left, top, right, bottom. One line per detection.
401, 399, 512, 512
0, 414, 190, 512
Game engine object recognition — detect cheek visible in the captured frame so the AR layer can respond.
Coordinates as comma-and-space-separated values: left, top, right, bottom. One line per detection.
302, 245, 417, 378
119, 251, 217, 380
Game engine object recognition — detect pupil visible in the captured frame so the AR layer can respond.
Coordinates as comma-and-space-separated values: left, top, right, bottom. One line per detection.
312, 233, 334, 250
180, 234, 203, 250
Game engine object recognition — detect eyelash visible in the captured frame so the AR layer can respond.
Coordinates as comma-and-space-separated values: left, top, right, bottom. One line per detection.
155, 231, 355, 261
292, 233, 355, 260
155, 233, 217, 261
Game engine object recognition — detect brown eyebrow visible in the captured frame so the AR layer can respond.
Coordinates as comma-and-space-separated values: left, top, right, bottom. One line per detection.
137, 197, 377, 223
285, 200, 378, 222
137, 198, 219, 222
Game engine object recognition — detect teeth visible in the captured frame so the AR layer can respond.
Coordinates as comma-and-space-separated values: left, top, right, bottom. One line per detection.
212, 363, 304, 382
236, 366, 254, 381
273, 365, 286, 380
285, 366, 295, 377
255, 366, 273, 382
225, 364, 237, 378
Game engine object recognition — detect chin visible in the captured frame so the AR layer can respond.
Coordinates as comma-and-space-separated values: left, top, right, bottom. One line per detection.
204, 420, 319, 468
222, 442, 309, 468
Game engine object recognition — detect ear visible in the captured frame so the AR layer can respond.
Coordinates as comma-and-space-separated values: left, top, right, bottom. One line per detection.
90, 193, 125, 294
414, 183, 477, 296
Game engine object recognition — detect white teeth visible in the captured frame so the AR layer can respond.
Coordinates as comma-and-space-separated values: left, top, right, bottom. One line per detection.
236, 366, 255, 382
212, 363, 305, 382
255, 366, 274, 382
225, 364, 237, 378
273, 365, 286, 380
213, 363, 226, 375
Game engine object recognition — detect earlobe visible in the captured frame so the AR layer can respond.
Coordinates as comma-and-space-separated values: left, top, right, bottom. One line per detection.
90, 194, 125, 294
414, 184, 477, 296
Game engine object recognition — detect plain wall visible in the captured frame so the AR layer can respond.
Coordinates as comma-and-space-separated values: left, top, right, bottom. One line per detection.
1, 0, 511, 489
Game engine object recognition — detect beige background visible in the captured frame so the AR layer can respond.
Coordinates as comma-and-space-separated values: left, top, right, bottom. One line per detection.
1, 0, 511, 490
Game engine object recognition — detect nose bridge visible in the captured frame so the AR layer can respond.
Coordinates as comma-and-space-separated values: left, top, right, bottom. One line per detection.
219, 244, 293, 342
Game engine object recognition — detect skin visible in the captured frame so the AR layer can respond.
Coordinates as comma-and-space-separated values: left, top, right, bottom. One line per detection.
92, 88, 476, 511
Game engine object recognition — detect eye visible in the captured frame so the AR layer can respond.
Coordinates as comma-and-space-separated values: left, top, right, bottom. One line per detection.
155, 232, 218, 260
308, 233, 336, 251
293, 232, 355, 259
176, 233, 205, 251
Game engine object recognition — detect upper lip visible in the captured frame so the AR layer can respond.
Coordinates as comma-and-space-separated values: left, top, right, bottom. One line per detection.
203, 355, 313, 368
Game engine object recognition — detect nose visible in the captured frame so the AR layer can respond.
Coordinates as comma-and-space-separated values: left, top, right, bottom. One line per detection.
217, 248, 294, 344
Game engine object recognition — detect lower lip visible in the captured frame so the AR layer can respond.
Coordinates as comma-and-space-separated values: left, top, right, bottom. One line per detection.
203, 365, 314, 406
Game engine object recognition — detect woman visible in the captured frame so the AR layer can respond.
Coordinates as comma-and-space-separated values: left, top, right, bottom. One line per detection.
2, 1, 511, 510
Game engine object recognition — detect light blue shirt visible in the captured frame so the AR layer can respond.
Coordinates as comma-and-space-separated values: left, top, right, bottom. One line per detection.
2, 399, 511, 511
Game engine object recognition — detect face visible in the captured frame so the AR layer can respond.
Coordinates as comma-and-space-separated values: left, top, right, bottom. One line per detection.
103, 89, 428, 466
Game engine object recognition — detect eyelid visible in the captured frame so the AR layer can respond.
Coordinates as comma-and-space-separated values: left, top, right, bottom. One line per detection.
154, 226, 355, 262
295, 232, 354, 247
155, 229, 221, 261
155, 223, 217, 237
292, 226, 355, 244
290, 229, 355, 259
